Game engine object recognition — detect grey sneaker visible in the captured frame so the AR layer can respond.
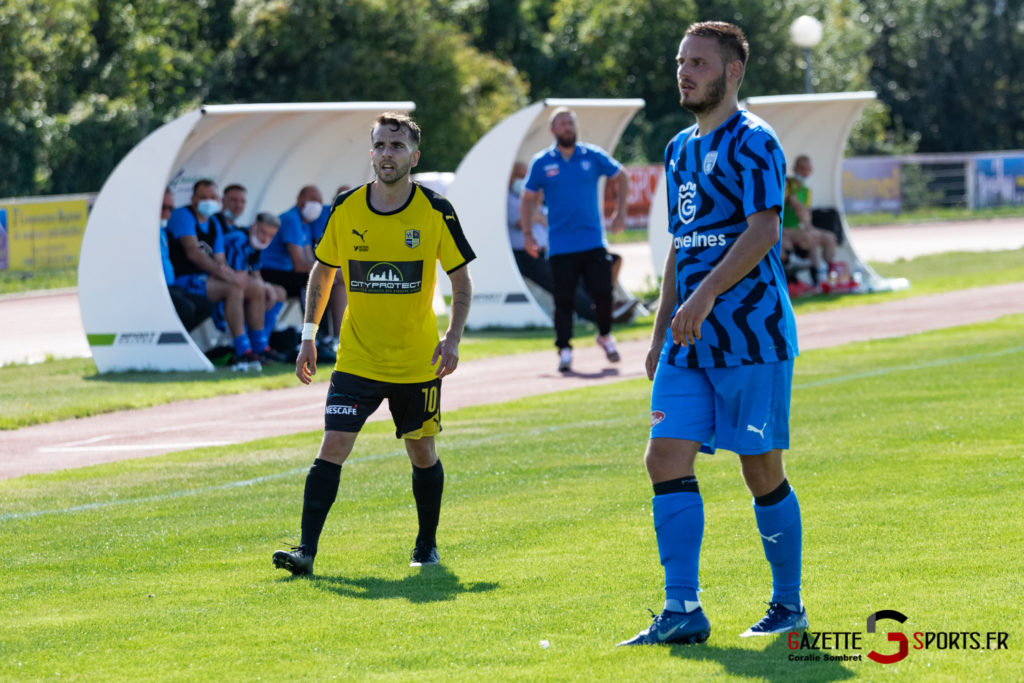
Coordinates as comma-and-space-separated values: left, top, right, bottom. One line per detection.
557, 348, 572, 373
595, 334, 620, 362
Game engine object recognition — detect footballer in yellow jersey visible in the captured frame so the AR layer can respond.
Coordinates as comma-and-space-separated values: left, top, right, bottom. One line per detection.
273, 112, 474, 577
315, 183, 475, 383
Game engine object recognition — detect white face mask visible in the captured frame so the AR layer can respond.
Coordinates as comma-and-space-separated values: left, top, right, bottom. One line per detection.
301, 201, 323, 222
160, 218, 168, 229
249, 231, 271, 250
222, 208, 235, 220
197, 198, 221, 217
794, 174, 809, 184
511, 178, 525, 196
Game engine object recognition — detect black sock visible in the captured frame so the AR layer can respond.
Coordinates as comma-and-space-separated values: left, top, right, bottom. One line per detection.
299, 458, 342, 554
411, 459, 444, 547
653, 476, 700, 496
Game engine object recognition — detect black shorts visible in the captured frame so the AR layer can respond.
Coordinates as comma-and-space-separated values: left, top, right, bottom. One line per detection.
261, 268, 309, 298
325, 371, 441, 439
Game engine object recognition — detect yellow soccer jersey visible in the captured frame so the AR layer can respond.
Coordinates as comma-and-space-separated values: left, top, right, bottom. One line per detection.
315, 183, 475, 383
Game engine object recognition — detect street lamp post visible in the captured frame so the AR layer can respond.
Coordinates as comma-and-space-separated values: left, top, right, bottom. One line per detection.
790, 15, 823, 93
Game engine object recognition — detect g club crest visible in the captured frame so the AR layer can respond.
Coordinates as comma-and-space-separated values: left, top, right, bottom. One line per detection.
404, 229, 420, 248
677, 181, 698, 224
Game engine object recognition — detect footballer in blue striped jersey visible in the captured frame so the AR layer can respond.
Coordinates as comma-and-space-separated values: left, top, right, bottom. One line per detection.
662, 111, 797, 368
620, 21, 808, 648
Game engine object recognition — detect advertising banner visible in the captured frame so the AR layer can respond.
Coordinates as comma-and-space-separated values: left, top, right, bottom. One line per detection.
842, 158, 902, 214
976, 156, 1024, 208
604, 164, 661, 229
0, 198, 89, 271
0, 208, 8, 270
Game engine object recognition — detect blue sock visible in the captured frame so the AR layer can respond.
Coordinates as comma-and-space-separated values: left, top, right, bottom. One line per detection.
264, 301, 283, 335
753, 487, 802, 607
653, 491, 703, 610
233, 333, 252, 356
248, 328, 264, 353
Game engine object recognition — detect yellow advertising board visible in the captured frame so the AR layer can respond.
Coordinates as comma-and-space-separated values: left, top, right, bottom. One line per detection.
0, 197, 89, 271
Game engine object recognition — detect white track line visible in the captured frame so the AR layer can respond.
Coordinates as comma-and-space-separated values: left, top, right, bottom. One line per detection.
38, 442, 233, 453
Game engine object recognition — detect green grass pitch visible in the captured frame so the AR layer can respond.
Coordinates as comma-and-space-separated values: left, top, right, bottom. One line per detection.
1, 316, 1022, 680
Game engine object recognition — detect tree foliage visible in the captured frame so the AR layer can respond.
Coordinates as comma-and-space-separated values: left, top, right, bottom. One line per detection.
1, 0, 1022, 196
209, 0, 529, 172
863, 0, 1024, 152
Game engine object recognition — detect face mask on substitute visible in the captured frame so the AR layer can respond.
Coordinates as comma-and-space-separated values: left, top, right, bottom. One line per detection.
511, 178, 525, 196
160, 219, 168, 229
222, 208, 235, 220
197, 199, 221, 217
249, 232, 271, 250
301, 201, 323, 223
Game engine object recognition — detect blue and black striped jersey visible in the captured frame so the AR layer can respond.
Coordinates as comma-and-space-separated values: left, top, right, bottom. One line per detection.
662, 109, 798, 368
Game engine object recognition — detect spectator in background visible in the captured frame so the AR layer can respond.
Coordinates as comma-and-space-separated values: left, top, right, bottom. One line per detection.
166, 179, 265, 369
160, 188, 212, 331
520, 106, 630, 373
223, 212, 289, 362
262, 185, 344, 358
507, 162, 596, 322
782, 155, 837, 285
311, 185, 352, 244
215, 183, 248, 234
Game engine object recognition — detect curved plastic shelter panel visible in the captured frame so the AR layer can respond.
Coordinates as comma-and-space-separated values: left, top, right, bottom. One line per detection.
79, 102, 414, 373
648, 92, 883, 287
447, 98, 645, 329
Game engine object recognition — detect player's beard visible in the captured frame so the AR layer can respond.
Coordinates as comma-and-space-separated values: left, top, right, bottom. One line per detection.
681, 67, 727, 115
555, 131, 577, 149
375, 160, 411, 185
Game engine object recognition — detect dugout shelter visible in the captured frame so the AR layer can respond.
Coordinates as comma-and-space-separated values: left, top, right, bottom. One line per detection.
446, 98, 645, 329
79, 101, 415, 373
647, 91, 905, 293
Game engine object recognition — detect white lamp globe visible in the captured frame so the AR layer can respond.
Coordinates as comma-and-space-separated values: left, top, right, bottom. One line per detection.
790, 15, 823, 48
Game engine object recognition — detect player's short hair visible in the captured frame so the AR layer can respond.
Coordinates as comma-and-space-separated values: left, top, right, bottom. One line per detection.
254, 211, 280, 228
373, 112, 421, 147
549, 106, 577, 126
193, 178, 217, 195
222, 183, 247, 195
685, 21, 749, 67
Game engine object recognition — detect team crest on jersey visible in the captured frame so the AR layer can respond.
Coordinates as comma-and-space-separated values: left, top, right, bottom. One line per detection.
582, 160, 592, 171
677, 181, 698, 224
404, 229, 420, 248
651, 410, 666, 426
703, 151, 719, 174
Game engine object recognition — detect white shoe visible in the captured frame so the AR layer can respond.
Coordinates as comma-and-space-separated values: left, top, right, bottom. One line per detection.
557, 348, 572, 373
595, 334, 620, 362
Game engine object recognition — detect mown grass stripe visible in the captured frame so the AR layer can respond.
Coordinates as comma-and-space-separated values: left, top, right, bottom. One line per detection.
4, 344, 1020, 523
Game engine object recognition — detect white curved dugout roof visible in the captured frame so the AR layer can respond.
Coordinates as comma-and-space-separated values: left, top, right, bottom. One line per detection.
648, 92, 884, 286
447, 98, 645, 329
80, 102, 414, 373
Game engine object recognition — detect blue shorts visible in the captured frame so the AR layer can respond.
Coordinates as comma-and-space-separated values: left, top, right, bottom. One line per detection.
650, 360, 793, 455
173, 274, 208, 297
